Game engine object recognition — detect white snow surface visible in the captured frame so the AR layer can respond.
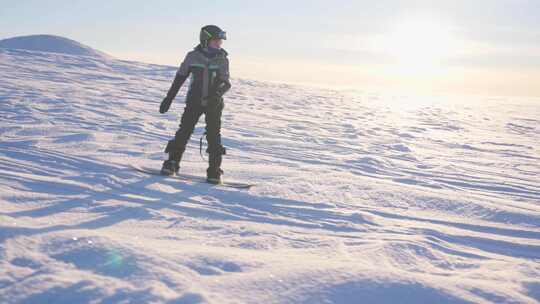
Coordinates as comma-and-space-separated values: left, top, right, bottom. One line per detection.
0, 45, 539, 304
0, 35, 111, 59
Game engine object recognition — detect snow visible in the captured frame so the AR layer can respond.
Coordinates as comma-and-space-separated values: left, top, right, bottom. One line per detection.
0, 38, 539, 303
0, 35, 111, 59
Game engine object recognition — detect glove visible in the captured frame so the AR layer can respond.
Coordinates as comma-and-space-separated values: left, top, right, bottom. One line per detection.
159, 97, 172, 114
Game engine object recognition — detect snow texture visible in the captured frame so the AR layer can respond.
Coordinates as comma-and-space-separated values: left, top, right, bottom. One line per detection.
0, 36, 539, 303
0, 35, 111, 59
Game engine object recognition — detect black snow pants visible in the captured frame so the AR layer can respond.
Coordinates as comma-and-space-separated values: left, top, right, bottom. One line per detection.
164, 98, 226, 175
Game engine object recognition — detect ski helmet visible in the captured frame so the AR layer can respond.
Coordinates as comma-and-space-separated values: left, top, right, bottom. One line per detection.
200, 25, 227, 47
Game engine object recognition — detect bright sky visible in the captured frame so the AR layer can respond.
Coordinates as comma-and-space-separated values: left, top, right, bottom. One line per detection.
2, 0, 540, 97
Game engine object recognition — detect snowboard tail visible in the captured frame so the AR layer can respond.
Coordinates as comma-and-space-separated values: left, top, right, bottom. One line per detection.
131, 165, 254, 189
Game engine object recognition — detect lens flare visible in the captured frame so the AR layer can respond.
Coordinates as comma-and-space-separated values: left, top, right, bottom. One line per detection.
104, 250, 124, 269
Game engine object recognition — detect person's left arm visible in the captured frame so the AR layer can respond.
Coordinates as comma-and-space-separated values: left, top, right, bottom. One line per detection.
213, 57, 231, 98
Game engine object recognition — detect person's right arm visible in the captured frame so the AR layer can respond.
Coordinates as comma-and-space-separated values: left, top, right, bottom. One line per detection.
160, 53, 192, 113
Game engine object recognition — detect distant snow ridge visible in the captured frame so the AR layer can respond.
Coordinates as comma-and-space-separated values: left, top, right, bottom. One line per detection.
0, 34, 111, 58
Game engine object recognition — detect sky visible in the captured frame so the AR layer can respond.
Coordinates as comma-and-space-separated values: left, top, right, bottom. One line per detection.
2, 0, 540, 97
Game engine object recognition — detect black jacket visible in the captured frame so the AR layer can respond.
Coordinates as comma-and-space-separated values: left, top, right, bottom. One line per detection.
165, 44, 231, 107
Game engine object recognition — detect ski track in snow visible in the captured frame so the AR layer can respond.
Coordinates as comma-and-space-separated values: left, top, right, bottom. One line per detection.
0, 47, 539, 303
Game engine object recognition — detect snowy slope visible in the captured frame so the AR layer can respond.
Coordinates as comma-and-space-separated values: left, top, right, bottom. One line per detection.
0, 39, 539, 303
0, 35, 111, 59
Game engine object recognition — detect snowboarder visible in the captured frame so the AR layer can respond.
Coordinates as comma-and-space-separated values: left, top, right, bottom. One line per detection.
159, 25, 230, 184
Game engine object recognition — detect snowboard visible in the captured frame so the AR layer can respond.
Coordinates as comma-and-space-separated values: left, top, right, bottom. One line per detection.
131, 165, 255, 189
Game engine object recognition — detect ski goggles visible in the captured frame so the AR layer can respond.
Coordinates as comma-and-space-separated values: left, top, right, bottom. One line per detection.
203, 29, 227, 40
215, 31, 227, 40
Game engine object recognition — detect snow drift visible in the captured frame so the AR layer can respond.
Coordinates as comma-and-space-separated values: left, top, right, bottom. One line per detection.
0, 36, 539, 303
0, 34, 110, 58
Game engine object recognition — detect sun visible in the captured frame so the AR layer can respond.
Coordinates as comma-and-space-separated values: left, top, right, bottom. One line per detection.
375, 16, 458, 75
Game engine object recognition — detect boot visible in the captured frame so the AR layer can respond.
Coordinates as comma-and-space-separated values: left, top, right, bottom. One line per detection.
206, 168, 223, 184
206, 153, 223, 184
161, 159, 179, 176
161, 149, 182, 176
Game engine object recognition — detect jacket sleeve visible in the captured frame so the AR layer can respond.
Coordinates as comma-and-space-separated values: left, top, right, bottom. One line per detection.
165, 53, 191, 100
213, 57, 231, 97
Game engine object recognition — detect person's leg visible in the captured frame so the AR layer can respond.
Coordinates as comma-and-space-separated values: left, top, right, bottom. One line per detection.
204, 100, 226, 182
162, 103, 203, 174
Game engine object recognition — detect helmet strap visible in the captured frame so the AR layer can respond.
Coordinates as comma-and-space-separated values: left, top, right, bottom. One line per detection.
203, 29, 213, 38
